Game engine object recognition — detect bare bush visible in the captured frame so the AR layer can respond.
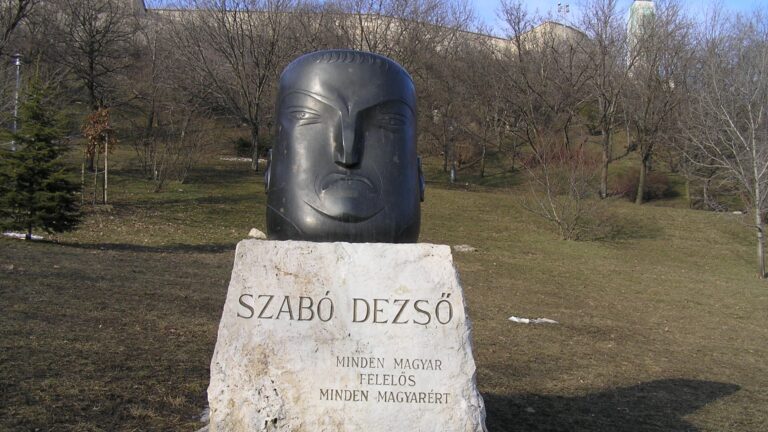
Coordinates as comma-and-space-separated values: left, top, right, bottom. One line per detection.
133, 110, 213, 192
521, 140, 607, 240
612, 167, 674, 202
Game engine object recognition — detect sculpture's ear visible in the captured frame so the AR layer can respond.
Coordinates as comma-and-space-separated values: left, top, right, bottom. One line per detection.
264, 149, 272, 192
417, 156, 425, 202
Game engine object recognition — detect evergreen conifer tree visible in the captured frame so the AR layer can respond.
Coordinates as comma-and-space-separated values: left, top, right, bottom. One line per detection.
0, 79, 80, 239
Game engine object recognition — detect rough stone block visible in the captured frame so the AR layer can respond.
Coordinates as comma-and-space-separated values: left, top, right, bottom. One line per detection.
208, 240, 487, 431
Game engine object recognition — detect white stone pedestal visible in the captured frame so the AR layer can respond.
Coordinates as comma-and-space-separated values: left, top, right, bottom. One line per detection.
207, 240, 487, 432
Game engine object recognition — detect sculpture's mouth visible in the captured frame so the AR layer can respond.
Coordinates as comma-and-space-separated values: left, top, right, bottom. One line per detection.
305, 172, 383, 222
319, 173, 376, 192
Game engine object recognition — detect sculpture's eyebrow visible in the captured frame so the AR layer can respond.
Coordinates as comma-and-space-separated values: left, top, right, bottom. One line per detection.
282, 89, 344, 113
282, 90, 414, 116
366, 99, 416, 116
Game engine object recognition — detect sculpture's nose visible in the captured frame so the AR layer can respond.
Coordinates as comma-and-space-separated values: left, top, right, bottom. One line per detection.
334, 117, 360, 168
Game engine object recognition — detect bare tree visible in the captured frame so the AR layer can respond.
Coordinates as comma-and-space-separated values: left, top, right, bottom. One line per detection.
283, 1, 343, 51
49, 0, 139, 109
674, 134, 723, 209
0, 0, 36, 56
34, 0, 139, 173
580, 0, 634, 198
126, 11, 213, 191
135, 106, 213, 192
683, 11, 768, 278
498, 1, 592, 159
498, 1, 609, 238
444, 34, 516, 178
417, 29, 475, 177
335, 0, 474, 73
293, 0, 476, 180
624, 0, 693, 204
170, 0, 302, 172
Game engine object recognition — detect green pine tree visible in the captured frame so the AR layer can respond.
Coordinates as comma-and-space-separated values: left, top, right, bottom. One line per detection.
0, 79, 80, 240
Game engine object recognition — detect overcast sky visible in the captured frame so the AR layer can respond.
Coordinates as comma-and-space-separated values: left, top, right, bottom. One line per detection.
474, 0, 766, 36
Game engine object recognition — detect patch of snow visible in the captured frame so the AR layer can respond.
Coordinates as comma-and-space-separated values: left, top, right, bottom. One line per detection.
219, 156, 268, 163
3, 231, 43, 240
248, 228, 267, 239
732, 211, 744, 215
453, 244, 477, 253
509, 315, 559, 325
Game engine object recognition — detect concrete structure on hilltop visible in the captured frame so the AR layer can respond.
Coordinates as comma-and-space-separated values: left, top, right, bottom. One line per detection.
514, 20, 587, 51
132, 0, 586, 56
525, 21, 585, 43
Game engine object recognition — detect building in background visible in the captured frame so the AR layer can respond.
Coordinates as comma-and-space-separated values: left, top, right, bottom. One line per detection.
628, 0, 655, 64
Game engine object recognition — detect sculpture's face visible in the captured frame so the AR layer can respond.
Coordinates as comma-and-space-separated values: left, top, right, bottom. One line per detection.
266, 50, 423, 242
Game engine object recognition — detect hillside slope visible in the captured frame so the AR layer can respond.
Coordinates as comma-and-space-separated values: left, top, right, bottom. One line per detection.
1, 156, 766, 431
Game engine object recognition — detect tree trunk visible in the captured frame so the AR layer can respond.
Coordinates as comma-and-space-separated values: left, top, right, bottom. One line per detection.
250, 124, 260, 172
103, 133, 108, 204
152, 151, 158, 181
756, 206, 766, 279
86, 63, 97, 173
600, 127, 611, 199
442, 133, 449, 173
510, 137, 517, 171
479, 141, 486, 178
81, 157, 85, 206
685, 178, 691, 208
754, 144, 766, 278
635, 154, 648, 205
93, 152, 99, 205
26, 223, 32, 240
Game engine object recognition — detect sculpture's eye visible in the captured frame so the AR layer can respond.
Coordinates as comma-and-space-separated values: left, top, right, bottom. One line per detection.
375, 113, 406, 129
285, 105, 322, 125
289, 110, 320, 121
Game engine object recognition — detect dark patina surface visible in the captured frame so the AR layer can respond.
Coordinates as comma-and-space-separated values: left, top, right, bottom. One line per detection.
266, 50, 424, 243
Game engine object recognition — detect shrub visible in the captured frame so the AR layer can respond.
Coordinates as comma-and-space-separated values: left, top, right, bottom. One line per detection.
613, 168, 674, 202
521, 142, 604, 240
234, 137, 273, 158
259, 136, 273, 158
234, 137, 251, 157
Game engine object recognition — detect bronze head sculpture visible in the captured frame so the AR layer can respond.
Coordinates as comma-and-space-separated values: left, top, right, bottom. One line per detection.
265, 50, 424, 243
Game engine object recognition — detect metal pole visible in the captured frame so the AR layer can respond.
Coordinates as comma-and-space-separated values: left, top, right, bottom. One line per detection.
11, 53, 21, 151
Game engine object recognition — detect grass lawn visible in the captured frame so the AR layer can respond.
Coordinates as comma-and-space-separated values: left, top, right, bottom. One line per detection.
1, 151, 767, 431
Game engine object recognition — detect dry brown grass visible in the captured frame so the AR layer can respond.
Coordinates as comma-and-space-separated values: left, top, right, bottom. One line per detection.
1, 153, 767, 431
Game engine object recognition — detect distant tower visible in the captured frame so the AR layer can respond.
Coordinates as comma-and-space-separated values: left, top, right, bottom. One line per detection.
628, 0, 655, 66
